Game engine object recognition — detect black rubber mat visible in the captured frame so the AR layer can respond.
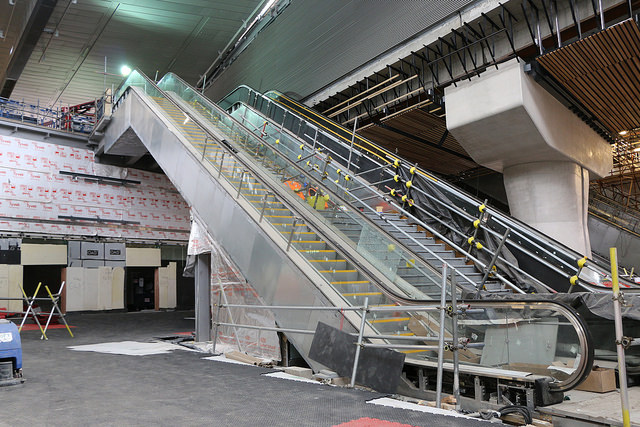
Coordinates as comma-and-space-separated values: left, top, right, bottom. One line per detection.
4, 311, 489, 426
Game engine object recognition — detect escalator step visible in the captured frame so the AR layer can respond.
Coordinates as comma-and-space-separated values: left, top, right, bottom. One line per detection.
369, 317, 410, 324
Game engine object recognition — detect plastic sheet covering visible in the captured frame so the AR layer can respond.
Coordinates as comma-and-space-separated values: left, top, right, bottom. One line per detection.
397, 169, 544, 293
470, 290, 640, 370
471, 290, 640, 322
186, 217, 280, 361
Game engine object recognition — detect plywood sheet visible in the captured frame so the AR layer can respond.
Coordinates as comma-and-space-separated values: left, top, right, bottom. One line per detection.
126, 248, 161, 267
111, 267, 125, 310
83, 268, 100, 311
158, 265, 169, 309
98, 267, 113, 310
21, 244, 67, 265
66, 267, 84, 312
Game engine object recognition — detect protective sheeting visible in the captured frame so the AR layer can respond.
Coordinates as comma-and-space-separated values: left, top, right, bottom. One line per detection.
186, 218, 280, 361
470, 290, 640, 322
397, 169, 543, 293
470, 290, 640, 369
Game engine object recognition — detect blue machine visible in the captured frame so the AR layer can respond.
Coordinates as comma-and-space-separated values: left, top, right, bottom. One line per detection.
0, 319, 24, 386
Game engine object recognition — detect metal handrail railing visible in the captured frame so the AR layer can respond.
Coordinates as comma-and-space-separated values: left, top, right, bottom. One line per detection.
219, 84, 640, 293
230, 99, 550, 295
160, 73, 489, 295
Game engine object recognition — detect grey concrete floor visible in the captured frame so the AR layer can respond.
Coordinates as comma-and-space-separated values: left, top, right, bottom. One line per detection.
0, 311, 490, 426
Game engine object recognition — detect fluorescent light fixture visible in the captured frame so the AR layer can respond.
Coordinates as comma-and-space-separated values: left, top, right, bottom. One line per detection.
619, 130, 629, 135
633, 147, 640, 152
120, 65, 132, 76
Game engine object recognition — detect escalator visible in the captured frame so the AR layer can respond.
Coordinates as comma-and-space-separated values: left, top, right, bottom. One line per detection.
219, 85, 640, 296
101, 70, 593, 407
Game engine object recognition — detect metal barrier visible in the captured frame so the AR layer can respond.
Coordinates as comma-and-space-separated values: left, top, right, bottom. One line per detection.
0, 282, 73, 340
212, 265, 476, 408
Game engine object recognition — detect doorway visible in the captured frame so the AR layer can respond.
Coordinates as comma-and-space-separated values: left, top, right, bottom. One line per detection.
23, 265, 64, 313
125, 267, 156, 311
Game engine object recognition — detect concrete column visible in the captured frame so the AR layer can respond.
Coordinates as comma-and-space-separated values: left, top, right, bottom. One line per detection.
194, 253, 211, 342
445, 59, 612, 256
503, 161, 590, 256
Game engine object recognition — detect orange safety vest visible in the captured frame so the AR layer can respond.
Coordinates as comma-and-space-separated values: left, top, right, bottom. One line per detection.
284, 180, 306, 200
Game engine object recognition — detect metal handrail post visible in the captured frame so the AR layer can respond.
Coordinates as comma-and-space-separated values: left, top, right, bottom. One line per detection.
218, 152, 226, 178
259, 193, 270, 222
346, 117, 358, 173
212, 291, 222, 354
610, 247, 631, 427
350, 296, 369, 388
477, 227, 511, 296
450, 268, 460, 410
436, 264, 448, 408
236, 170, 247, 198
286, 217, 301, 251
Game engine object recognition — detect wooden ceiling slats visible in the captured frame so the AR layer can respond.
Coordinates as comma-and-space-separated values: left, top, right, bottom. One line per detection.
357, 108, 476, 175
537, 19, 640, 134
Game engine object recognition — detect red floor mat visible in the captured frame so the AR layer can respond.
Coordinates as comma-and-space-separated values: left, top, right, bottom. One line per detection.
20, 324, 75, 331
334, 418, 418, 427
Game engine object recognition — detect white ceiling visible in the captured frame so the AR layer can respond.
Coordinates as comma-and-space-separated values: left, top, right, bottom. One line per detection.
0, 0, 261, 108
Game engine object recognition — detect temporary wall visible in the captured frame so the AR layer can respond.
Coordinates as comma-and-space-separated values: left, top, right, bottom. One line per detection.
0, 134, 190, 242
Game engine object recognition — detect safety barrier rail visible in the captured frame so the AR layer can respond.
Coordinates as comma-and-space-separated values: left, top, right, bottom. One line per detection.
0, 96, 97, 134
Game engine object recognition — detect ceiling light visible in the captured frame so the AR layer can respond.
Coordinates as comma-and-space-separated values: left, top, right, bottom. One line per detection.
120, 65, 132, 77
633, 147, 640, 152
619, 130, 629, 135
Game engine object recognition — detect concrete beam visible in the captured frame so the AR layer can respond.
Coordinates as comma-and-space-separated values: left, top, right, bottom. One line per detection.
445, 59, 612, 177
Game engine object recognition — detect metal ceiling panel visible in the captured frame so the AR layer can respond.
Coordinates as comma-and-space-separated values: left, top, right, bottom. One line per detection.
206, 0, 477, 101
7, 0, 261, 108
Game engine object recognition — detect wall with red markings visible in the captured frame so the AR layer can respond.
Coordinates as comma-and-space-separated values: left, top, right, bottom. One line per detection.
0, 134, 190, 241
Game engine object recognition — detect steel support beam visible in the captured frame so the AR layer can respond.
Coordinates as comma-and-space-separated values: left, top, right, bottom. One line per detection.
195, 253, 212, 342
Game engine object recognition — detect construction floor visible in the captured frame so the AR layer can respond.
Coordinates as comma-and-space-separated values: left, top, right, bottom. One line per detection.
0, 310, 490, 426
